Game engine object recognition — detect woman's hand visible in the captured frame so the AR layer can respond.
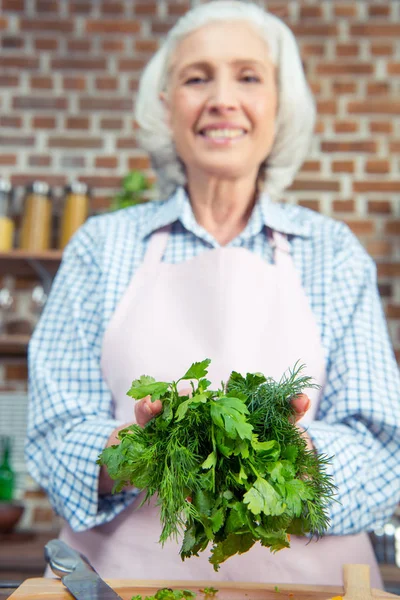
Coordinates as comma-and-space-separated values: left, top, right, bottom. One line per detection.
135, 395, 163, 428
291, 393, 314, 451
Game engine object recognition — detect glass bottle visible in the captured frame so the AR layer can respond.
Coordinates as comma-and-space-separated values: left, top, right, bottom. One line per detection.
19, 181, 52, 251
0, 435, 14, 501
59, 182, 90, 250
0, 179, 14, 251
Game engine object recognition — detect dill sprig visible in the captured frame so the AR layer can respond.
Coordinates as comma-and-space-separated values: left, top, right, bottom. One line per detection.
98, 359, 337, 570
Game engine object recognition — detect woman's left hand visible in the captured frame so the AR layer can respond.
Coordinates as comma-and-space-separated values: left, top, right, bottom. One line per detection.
291, 393, 314, 450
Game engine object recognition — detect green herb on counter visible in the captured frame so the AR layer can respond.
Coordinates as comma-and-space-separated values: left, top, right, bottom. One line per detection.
200, 588, 218, 597
131, 589, 196, 600
98, 359, 336, 571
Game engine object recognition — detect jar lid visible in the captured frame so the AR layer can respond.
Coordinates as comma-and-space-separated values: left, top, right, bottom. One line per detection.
65, 181, 90, 196
26, 181, 51, 196
0, 179, 12, 194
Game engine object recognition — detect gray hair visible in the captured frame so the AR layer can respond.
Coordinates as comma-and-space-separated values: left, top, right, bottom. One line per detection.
134, 0, 316, 201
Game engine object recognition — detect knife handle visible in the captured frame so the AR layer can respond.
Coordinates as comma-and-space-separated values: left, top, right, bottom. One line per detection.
45, 539, 95, 578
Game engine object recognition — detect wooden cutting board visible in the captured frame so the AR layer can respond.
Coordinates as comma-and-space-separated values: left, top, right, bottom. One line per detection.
7, 565, 400, 600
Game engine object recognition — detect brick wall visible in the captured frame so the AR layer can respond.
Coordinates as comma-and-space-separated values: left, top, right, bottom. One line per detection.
0, 0, 399, 529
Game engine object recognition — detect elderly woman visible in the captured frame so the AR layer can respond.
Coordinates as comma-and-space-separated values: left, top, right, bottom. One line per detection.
26, 0, 399, 588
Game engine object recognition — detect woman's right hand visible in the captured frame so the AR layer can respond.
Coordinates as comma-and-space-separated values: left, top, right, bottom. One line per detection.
135, 395, 163, 428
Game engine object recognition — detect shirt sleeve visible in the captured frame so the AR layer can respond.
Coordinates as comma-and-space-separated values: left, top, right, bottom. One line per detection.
306, 224, 400, 535
25, 219, 139, 532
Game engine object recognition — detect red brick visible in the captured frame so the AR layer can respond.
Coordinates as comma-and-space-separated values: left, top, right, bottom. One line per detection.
385, 221, 400, 235
264, 3, 289, 19
118, 58, 147, 72
289, 179, 340, 192
0, 75, 19, 86
28, 154, 52, 167
86, 19, 140, 34
101, 117, 123, 130
34, 37, 58, 50
48, 136, 103, 149
387, 64, 400, 76
314, 120, 324, 134
0, 17, 7, 29
79, 176, 122, 188
332, 161, 355, 173
366, 82, 390, 96
368, 241, 392, 258
101, 1, 125, 15
0, 56, 39, 69
135, 39, 158, 53
351, 24, 400, 37
32, 116, 56, 129
290, 24, 338, 37
52, 57, 107, 70
332, 199, 355, 212
0, 115, 22, 128
316, 63, 373, 76
297, 199, 320, 212
368, 4, 390, 17
2, 0, 24, 9
69, 1, 92, 14
344, 220, 375, 236
79, 97, 132, 111
321, 141, 377, 153
95, 156, 118, 168
300, 161, 321, 173
334, 3, 358, 17
117, 138, 138, 149
91, 195, 113, 211
353, 181, 400, 193
365, 160, 390, 175
332, 81, 357, 94
13, 96, 67, 110
300, 43, 325, 57
127, 156, 151, 170
389, 141, 400, 153
152, 20, 175, 34
30, 76, 53, 90
95, 76, 118, 91
11, 173, 66, 186
378, 263, 400, 277
1, 36, 24, 49
63, 76, 87, 91
5, 364, 28, 379
35, 0, 59, 11
168, 2, 190, 16
370, 121, 393, 134
371, 43, 393, 57
21, 18, 73, 32
67, 39, 92, 53
334, 121, 359, 134
299, 5, 322, 19
368, 201, 392, 215
0, 154, 16, 165
335, 43, 359, 57
102, 39, 125, 52
65, 116, 90, 129
134, 2, 157, 15
316, 100, 337, 114
0, 135, 34, 146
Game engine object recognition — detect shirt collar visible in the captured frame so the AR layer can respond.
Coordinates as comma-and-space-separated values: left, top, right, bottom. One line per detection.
138, 186, 311, 241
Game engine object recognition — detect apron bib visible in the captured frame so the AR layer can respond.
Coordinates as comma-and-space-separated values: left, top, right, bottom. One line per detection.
59, 226, 382, 586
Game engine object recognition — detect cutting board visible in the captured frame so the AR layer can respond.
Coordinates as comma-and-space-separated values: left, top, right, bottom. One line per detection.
7, 565, 400, 600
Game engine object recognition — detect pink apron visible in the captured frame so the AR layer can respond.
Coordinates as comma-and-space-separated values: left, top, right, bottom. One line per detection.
59, 225, 382, 587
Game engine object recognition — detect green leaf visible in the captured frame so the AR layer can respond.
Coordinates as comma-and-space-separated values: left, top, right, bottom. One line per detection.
243, 477, 286, 517
210, 397, 253, 440
180, 359, 211, 381
210, 507, 225, 533
127, 376, 170, 400
209, 533, 255, 570
251, 436, 280, 460
202, 451, 217, 470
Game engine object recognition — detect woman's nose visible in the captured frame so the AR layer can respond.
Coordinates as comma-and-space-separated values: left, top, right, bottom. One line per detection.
206, 79, 239, 112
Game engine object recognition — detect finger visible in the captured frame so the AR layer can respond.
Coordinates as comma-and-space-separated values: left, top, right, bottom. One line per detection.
135, 395, 163, 428
290, 393, 311, 423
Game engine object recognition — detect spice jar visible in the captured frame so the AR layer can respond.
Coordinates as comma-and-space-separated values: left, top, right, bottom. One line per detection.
0, 179, 14, 252
59, 182, 90, 250
19, 181, 52, 251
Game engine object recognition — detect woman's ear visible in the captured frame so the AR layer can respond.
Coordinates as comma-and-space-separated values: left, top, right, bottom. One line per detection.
159, 91, 171, 129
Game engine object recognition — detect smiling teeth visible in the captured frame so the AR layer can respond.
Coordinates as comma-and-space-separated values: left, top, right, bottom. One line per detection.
203, 129, 244, 138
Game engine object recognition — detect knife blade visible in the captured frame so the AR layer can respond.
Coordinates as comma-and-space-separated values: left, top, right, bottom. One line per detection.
45, 539, 124, 600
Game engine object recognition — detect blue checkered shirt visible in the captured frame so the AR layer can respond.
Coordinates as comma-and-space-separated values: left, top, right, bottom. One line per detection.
26, 186, 400, 534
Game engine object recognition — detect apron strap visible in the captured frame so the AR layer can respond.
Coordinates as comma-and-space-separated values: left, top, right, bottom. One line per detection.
269, 229, 291, 256
142, 225, 172, 267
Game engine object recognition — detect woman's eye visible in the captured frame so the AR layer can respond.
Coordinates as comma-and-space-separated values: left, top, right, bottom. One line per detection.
184, 76, 207, 85
241, 74, 261, 83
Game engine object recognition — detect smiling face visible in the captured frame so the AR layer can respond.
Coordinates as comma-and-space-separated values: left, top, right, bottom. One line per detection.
161, 20, 278, 184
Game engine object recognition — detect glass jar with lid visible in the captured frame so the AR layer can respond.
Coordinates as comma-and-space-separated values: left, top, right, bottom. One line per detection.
59, 181, 90, 250
19, 181, 52, 251
0, 179, 15, 251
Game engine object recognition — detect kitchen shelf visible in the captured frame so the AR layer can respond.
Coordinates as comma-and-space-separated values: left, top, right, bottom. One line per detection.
0, 335, 29, 356
0, 251, 62, 278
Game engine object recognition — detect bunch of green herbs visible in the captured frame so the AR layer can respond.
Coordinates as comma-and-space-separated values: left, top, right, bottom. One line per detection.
98, 359, 336, 571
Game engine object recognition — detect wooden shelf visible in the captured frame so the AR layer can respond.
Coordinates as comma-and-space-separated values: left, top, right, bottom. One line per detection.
0, 250, 62, 278
0, 335, 29, 356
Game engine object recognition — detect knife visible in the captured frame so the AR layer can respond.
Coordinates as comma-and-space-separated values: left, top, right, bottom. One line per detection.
44, 539, 124, 600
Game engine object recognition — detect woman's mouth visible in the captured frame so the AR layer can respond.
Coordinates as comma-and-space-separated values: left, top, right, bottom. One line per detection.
198, 128, 247, 143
